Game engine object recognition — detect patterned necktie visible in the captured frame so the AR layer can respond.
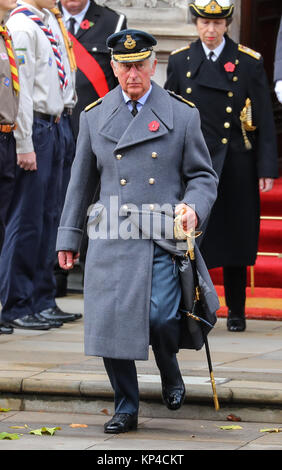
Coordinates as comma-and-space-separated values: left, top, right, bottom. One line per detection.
11, 7, 67, 90
131, 100, 138, 117
0, 25, 20, 94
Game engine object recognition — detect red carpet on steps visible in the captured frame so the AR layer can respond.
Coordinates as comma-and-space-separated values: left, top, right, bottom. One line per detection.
210, 176, 282, 320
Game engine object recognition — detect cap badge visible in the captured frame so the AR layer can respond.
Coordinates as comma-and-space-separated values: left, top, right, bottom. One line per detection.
204, 1, 222, 14
124, 35, 136, 50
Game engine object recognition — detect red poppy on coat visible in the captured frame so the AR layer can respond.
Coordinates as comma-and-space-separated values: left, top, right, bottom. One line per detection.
224, 62, 236, 72
80, 19, 93, 30
148, 121, 160, 132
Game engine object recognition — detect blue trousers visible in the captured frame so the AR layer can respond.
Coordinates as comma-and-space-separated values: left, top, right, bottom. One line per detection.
33, 113, 76, 311
0, 132, 16, 255
0, 117, 64, 320
103, 243, 183, 416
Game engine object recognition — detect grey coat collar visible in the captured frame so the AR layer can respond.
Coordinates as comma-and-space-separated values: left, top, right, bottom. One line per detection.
98, 81, 174, 151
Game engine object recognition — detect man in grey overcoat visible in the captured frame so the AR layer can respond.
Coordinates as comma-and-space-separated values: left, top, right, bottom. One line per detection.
56, 29, 218, 434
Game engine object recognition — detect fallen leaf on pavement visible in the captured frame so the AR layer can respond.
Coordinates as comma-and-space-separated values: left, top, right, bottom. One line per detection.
9, 425, 28, 429
0, 408, 11, 412
227, 414, 242, 422
0, 432, 20, 440
100, 409, 110, 415
69, 423, 88, 428
260, 428, 282, 433
218, 425, 243, 430
29, 426, 61, 436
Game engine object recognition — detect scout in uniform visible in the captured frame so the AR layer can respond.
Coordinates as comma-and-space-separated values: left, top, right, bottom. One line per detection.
165, 0, 279, 331
32, 6, 82, 323
0, 0, 78, 330
56, 29, 218, 433
0, 0, 19, 335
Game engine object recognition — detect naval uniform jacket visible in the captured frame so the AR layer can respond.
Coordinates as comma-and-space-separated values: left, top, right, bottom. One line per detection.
61, 0, 127, 136
165, 34, 278, 269
56, 81, 218, 360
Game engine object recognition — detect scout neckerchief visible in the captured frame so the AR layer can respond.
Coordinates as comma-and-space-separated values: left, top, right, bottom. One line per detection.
11, 6, 68, 89
0, 25, 20, 95
50, 7, 76, 73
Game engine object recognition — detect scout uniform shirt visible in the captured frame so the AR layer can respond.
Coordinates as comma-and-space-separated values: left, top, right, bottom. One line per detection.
0, 23, 19, 126
7, 2, 65, 154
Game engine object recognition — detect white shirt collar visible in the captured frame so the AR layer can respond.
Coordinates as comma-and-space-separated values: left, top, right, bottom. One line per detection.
62, 0, 90, 30
122, 84, 152, 110
201, 36, 226, 60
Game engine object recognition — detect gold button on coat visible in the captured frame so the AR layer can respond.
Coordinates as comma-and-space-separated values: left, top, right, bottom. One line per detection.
233, 76, 238, 82
186, 71, 191, 77
151, 152, 157, 158
226, 106, 232, 113
120, 179, 127, 186
222, 138, 228, 144
149, 178, 155, 185
228, 91, 233, 97
186, 88, 192, 94
224, 122, 230, 128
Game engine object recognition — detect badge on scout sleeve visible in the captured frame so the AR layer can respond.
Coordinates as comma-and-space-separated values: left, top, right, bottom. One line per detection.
17, 54, 26, 65
3, 77, 10, 87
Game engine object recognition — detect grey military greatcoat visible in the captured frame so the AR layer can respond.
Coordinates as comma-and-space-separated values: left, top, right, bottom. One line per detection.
56, 81, 218, 360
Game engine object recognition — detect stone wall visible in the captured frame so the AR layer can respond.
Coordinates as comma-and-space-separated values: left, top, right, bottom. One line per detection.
99, 0, 241, 85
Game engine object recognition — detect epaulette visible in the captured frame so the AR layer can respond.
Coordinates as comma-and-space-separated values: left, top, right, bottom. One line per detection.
170, 45, 190, 56
85, 98, 103, 112
238, 44, 261, 60
168, 90, 195, 108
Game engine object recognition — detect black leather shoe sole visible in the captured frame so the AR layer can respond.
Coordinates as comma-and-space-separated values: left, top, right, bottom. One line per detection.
104, 414, 138, 434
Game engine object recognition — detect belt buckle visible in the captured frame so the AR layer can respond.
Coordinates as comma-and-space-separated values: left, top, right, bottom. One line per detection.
0, 123, 16, 133
54, 115, 60, 124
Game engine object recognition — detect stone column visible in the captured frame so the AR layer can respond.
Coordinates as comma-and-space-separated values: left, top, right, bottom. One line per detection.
100, 0, 241, 85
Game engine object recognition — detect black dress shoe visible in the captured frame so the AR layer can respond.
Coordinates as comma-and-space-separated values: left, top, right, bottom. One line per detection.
104, 413, 138, 434
227, 310, 246, 332
0, 322, 14, 334
38, 306, 81, 323
34, 312, 63, 328
162, 382, 186, 410
54, 306, 82, 321
8, 314, 51, 330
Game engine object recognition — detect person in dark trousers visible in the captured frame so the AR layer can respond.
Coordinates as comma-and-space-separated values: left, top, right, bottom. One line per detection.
54, 0, 127, 296
0, 0, 19, 335
165, 0, 279, 332
56, 29, 218, 434
0, 0, 80, 331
